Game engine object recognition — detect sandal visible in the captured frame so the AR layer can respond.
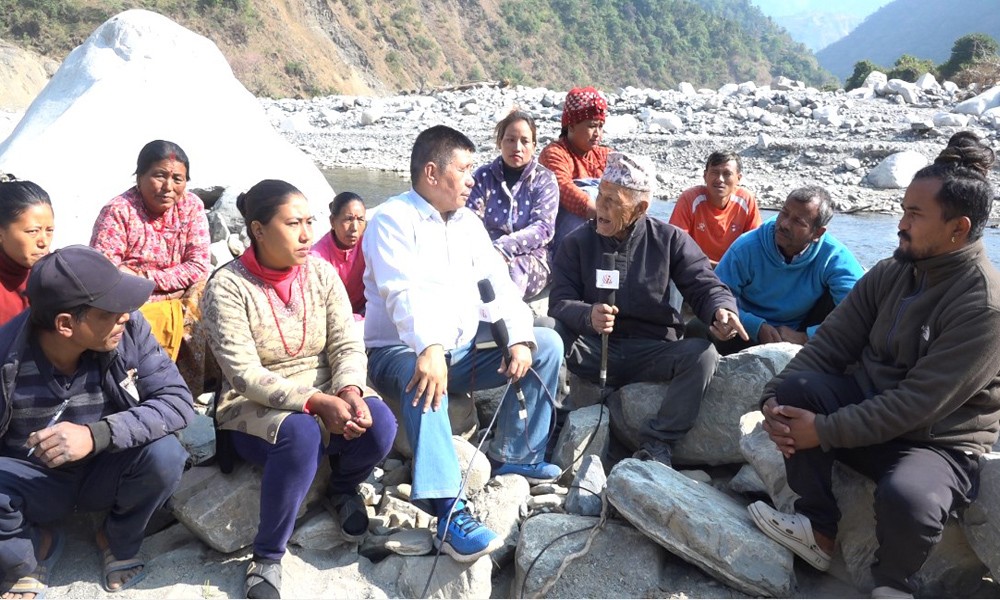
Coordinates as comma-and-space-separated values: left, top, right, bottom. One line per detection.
747, 500, 832, 571
2, 528, 64, 599
245, 559, 282, 599
324, 490, 368, 542
96, 530, 147, 593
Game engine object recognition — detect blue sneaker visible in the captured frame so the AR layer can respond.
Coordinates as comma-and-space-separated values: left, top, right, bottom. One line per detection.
434, 505, 503, 562
493, 461, 561, 484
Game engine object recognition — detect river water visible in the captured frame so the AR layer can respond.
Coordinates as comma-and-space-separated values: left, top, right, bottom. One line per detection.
323, 166, 1000, 270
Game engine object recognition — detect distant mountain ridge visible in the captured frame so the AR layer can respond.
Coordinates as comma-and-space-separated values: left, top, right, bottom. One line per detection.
774, 12, 861, 52
0, 0, 834, 98
816, 0, 1000, 81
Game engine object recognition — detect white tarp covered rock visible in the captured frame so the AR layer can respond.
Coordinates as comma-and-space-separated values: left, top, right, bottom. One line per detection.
0, 9, 333, 245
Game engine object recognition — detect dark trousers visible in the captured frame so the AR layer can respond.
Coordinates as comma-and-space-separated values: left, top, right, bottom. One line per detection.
230, 398, 396, 561
561, 330, 718, 446
776, 372, 978, 592
0, 435, 188, 580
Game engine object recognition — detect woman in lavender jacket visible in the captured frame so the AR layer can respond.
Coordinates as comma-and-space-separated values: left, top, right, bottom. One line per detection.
467, 110, 558, 300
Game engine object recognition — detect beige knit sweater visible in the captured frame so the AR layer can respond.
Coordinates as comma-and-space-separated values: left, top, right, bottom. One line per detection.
202, 256, 368, 443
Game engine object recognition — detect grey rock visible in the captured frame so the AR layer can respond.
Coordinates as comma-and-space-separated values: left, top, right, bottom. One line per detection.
680, 469, 712, 484
954, 85, 1000, 115
209, 239, 234, 267
531, 482, 568, 495
862, 71, 887, 89
887, 79, 920, 104
470, 473, 531, 566
909, 118, 934, 133
915, 73, 939, 90
562, 372, 603, 410
172, 462, 329, 552
372, 552, 493, 599
385, 529, 434, 556
528, 494, 564, 510
834, 462, 987, 596
289, 511, 354, 550
378, 494, 434, 530
933, 112, 969, 127
843, 157, 862, 171
609, 344, 798, 465
960, 453, 1000, 583
865, 151, 929, 189
738, 411, 797, 512
553, 404, 610, 480
360, 107, 383, 125
175, 413, 215, 466
513, 513, 669, 599
606, 459, 794, 597
565, 455, 606, 516
729, 463, 769, 496
452, 436, 492, 493
206, 211, 229, 243
678, 81, 696, 96
757, 132, 774, 150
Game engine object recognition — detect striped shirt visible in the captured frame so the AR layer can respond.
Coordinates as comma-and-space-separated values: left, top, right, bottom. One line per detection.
2, 342, 109, 461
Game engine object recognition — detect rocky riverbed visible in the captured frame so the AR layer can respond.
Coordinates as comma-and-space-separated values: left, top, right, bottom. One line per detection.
260, 75, 1000, 219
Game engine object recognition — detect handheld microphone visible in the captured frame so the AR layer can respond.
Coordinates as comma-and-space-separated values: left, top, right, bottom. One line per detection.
596, 253, 619, 390
478, 278, 528, 419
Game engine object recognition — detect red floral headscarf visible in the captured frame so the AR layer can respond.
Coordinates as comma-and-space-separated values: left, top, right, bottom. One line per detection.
561, 87, 608, 127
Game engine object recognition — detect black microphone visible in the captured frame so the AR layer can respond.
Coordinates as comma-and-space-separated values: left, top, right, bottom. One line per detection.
478, 278, 528, 419
597, 252, 618, 391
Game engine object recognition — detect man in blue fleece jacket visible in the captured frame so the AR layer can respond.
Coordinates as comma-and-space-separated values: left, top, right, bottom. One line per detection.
714, 186, 863, 354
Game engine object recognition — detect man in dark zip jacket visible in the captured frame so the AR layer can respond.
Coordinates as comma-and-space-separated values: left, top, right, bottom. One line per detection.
549, 152, 747, 468
0, 245, 193, 596
749, 137, 1000, 599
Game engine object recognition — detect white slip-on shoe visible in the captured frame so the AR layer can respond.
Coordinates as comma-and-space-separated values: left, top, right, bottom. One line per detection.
748, 500, 832, 571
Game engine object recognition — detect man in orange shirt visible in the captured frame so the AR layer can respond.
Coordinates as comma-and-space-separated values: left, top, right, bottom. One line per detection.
669, 151, 761, 266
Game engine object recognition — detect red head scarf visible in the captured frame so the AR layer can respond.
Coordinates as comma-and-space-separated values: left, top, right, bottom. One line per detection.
561, 87, 608, 127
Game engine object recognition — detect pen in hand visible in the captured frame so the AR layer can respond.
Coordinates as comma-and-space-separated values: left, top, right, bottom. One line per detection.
26, 400, 69, 458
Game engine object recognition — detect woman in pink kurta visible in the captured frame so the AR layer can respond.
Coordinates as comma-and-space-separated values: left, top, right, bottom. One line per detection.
90, 140, 210, 371
311, 192, 366, 319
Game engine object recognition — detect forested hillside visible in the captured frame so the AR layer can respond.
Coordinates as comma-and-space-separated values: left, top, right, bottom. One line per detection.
817, 0, 1000, 80
0, 0, 834, 97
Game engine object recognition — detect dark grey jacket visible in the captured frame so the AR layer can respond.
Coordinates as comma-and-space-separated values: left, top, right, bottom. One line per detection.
0, 309, 194, 453
549, 215, 737, 341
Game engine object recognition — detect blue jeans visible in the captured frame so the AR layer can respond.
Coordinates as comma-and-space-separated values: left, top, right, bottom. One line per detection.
368, 327, 562, 501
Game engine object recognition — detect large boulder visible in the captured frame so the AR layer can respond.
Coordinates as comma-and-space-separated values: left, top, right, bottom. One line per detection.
865, 151, 929, 189
833, 463, 988, 597
469, 473, 531, 566
954, 85, 1000, 116
0, 10, 333, 245
960, 453, 1000, 582
605, 459, 794, 597
738, 412, 798, 512
609, 344, 798, 465
513, 513, 670, 598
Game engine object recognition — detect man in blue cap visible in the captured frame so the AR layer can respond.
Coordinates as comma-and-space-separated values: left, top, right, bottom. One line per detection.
0, 245, 193, 597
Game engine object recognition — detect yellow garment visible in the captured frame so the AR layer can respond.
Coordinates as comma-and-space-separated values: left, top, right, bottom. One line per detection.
139, 298, 184, 361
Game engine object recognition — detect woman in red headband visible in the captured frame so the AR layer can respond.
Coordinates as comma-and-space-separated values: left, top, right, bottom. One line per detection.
538, 86, 611, 257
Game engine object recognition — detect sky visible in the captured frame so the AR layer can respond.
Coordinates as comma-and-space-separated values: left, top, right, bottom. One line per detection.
748, 0, 895, 19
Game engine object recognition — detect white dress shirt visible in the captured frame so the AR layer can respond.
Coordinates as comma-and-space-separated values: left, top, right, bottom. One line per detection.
363, 189, 535, 354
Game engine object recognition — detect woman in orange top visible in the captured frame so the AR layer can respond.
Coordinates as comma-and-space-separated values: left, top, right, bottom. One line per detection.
538, 87, 611, 257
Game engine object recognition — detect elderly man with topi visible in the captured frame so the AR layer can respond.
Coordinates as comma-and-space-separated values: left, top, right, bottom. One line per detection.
749, 133, 1000, 600
548, 151, 747, 468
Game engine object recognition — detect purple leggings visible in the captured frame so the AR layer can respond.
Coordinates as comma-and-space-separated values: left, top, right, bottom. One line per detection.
230, 397, 396, 560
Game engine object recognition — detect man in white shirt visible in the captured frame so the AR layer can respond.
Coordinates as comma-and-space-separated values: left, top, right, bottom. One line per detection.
364, 125, 562, 563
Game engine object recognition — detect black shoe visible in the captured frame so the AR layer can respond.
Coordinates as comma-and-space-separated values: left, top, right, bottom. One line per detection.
324, 489, 369, 541
633, 443, 672, 468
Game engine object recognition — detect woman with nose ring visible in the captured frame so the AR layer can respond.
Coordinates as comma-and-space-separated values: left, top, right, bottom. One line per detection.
311, 192, 368, 319
467, 109, 558, 300
90, 140, 210, 367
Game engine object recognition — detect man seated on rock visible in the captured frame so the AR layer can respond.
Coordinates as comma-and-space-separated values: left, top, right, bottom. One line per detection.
0, 245, 193, 598
669, 150, 761, 267
749, 136, 1000, 599
548, 151, 747, 467
364, 125, 563, 563
711, 185, 864, 354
